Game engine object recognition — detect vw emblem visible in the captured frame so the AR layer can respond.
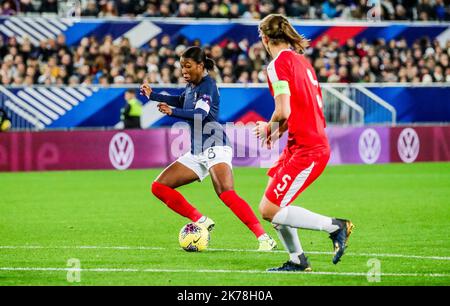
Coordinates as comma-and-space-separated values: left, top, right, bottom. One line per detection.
109, 132, 134, 170
359, 128, 381, 164
397, 128, 420, 163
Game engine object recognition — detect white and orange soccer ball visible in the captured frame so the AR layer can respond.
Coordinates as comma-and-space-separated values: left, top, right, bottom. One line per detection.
178, 222, 210, 252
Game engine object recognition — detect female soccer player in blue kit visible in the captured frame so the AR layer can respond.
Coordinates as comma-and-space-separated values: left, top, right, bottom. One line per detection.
140, 46, 276, 251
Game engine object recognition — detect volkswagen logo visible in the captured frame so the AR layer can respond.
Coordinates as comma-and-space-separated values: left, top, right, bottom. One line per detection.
397, 128, 420, 163
359, 128, 381, 164
109, 132, 134, 170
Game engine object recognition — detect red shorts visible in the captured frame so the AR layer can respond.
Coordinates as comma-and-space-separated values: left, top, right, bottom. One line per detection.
265, 146, 330, 207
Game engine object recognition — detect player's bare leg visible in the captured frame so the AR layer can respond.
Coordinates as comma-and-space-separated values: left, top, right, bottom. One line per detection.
152, 161, 213, 226
155, 161, 199, 189
209, 163, 277, 251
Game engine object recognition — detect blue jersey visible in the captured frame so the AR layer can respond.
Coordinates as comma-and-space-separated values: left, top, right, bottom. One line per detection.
149, 75, 230, 154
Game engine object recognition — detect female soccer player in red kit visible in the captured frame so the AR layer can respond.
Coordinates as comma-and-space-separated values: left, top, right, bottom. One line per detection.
254, 14, 354, 271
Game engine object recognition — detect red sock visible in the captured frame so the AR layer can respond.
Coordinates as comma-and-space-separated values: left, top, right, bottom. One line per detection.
151, 182, 202, 222
219, 190, 266, 238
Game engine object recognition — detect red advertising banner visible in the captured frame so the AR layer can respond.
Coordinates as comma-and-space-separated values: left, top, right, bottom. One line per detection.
390, 127, 450, 163
1, 126, 449, 172
0, 130, 169, 172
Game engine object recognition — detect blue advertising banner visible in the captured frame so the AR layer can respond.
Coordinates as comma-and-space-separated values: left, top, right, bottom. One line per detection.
0, 17, 448, 48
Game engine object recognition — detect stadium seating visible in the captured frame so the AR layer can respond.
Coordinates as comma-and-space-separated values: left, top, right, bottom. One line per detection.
1, 0, 449, 21
0, 4, 449, 130
0, 18, 449, 87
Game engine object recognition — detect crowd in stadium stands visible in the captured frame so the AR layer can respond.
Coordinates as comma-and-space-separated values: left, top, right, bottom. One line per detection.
0, 31, 449, 86
0, 0, 449, 21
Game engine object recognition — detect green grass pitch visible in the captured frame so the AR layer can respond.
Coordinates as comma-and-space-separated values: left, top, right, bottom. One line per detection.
0, 163, 449, 286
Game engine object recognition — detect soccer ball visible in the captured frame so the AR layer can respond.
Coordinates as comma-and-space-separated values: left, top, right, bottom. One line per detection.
179, 222, 210, 252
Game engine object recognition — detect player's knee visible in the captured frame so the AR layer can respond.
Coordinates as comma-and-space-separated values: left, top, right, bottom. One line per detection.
217, 188, 235, 203
151, 181, 167, 197
153, 176, 177, 189
262, 213, 273, 222
151, 181, 160, 196
215, 184, 233, 197
259, 205, 274, 222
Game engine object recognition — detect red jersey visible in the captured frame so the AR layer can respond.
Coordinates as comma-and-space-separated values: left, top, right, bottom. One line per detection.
267, 49, 329, 151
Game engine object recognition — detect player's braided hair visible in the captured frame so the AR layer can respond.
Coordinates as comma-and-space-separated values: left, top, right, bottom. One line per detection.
259, 14, 309, 54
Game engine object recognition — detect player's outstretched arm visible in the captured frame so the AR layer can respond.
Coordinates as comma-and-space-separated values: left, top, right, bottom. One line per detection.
158, 93, 211, 120
158, 103, 208, 121
140, 83, 184, 107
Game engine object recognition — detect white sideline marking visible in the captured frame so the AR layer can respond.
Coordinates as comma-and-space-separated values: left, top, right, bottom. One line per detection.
210, 248, 450, 261
0, 267, 449, 278
0, 246, 164, 251
1, 245, 449, 261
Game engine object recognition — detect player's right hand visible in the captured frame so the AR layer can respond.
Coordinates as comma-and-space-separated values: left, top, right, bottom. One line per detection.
140, 83, 152, 99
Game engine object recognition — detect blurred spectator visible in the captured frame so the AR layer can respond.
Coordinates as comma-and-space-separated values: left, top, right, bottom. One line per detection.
19, 0, 34, 13
1, 0, 448, 21
99, 0, 118, 17
82, 0, 99, 16
320, 0, 344, 19
0, 25, 449, 86
117, 0, 140, 17
39, 0, 57, 14
417, 0, 435, 21
434, 0, 449, 20
121, 89, 142, 129
0, 0, 16, 15
194, 1, 209, 18
0, 107, 11, 132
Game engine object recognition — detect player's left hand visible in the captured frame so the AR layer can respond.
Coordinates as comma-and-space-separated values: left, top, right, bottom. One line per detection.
157, 103, 172, 116
140, 83, 152, 98
265, 137, 273, 149
253, 121, 268, 139
253, 121, 273, 149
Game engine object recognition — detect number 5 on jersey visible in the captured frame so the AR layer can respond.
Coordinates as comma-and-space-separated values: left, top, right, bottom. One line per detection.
307, 68, 323, 109
273, 174, 292, 199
